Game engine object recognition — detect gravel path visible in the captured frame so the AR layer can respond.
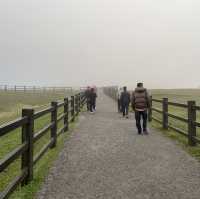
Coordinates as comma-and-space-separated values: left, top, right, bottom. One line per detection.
37, 90, 200, 199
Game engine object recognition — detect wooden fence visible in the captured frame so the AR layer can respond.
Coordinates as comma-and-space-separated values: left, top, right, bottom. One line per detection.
0, 92, 86, 199
0, 85, 73, 93
103, 87, 200, 147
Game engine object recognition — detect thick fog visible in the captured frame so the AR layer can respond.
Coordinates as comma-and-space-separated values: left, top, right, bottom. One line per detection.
0, 0, 200, 88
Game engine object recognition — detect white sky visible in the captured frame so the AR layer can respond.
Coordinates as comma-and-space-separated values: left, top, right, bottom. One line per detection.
0, 0, 200, 88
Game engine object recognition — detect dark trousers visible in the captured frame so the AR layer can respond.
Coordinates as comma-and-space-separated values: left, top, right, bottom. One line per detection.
122, 104, 129, 116
135, 110, 148, 133
90, 101, 95, 112
118, 99, 121, 112
86, 99, 90, 111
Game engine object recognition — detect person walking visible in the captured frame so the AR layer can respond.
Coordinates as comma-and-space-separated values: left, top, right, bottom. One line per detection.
93, 86, 97, 111
132, 83, 150, 135
117, 87, 123, 112
120, 86, 130, 118
89, 87, 97, 113
85, 86, 91, 111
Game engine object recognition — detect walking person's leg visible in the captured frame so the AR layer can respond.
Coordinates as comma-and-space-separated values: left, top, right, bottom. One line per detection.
94, 99, 96, 110
92, 102, 95, 112
135, 111, 142, 134
122, 104, 125, 117
142, 111, 148, 134
90, 101, 93, 113
125, 104, 129, 118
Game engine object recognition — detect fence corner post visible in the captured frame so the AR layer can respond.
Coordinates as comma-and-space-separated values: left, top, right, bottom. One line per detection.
64, 98, 69, 132
162, 98, 168, 129
50, 101, 58, 148
188, 100, 196, 146
21, 108, 34, 186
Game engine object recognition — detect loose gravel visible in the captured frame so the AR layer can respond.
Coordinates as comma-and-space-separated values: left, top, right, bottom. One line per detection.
36, 90, 200, 199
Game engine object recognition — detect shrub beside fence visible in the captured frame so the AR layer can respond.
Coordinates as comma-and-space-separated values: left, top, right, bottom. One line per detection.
0, 92, 86, 199
103, 87, 200, 147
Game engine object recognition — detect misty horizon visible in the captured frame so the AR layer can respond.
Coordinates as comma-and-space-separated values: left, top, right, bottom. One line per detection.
0, 0, 200, 89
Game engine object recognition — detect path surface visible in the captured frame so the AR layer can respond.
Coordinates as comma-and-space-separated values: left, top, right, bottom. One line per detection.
37, 90, 200, 199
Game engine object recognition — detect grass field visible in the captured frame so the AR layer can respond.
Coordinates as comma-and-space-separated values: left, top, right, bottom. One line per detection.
150, 89, 200, 159
0, 90, 75, 124
0, 90, 80, 198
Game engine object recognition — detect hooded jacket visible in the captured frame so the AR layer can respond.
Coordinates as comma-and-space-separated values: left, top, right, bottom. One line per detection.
132, 87, 150, 111
120, 91, 131, 105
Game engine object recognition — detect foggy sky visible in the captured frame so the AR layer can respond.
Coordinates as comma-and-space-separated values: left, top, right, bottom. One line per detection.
0, 0, 200, 89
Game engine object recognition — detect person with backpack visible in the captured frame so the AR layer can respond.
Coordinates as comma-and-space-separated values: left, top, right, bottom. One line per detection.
85, 86, 91, 111
131, 83, 150, 135
120, 86, 131, 118
89, 87, 97, 113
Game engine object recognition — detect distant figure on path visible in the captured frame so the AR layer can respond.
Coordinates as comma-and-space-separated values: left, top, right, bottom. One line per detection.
117, 87, 123, 112
132, 83, 150, 135
85, 86, 91, 111
93, 86, 97, 111
120, 86, 130, 118
89, 87, 97, 113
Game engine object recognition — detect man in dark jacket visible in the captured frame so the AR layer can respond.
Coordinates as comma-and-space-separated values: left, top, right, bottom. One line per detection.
85, 87, 91, 111
120, 86, 130, 118
132, 83, 150, 134
89, 88, 97, 113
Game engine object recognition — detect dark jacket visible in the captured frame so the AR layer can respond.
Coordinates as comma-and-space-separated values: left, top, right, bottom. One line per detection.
120, 91, 130, 105
85, 89, 91, 99
89, 92, 97, 104
132, 87, 150, 111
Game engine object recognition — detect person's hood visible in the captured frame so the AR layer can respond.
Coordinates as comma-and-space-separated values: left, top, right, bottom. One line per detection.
135, 87, 146, 93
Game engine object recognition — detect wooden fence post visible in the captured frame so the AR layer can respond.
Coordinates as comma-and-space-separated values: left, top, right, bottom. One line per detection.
78, 93, 81, 112
21, 109, 34, 185
148, 96, 152, 122
163, 98, 168, 129
64, 98, 69, 132
188, 101, 196, 146
71, 96, 75, 122
50, 101, 58, 148
75, 95, 78, 115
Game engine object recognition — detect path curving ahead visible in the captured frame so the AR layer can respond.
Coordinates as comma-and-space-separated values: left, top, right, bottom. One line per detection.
37, 90, 200, 199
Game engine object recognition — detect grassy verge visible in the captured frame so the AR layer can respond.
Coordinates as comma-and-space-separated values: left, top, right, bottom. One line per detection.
0, 90, 84, 199
151, 122, 200, 161
9, 119, 78, 199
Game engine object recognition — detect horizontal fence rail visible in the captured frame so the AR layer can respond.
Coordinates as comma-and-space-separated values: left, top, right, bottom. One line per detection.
150, 98, 200, 146
0, 92, 86, 199
0, 85, 74, 93
103, 86, 200, 147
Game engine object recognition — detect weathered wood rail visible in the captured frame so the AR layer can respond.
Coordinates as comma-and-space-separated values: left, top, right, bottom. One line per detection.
103, 87, 200, 146
0, 85, 73, 93
0, 92, 86, 199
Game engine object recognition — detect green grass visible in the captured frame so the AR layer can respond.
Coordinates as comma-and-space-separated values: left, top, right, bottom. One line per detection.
150, 89, 200, 160
0, 107, 84, 199
151, 122, 200, 161
10, 119, 79, 199
0, 90, 82, 198
0, 91, 74, 124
